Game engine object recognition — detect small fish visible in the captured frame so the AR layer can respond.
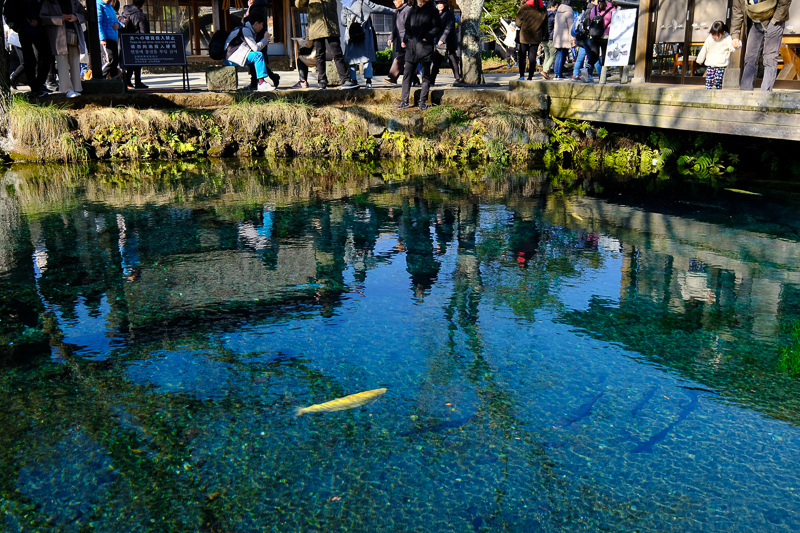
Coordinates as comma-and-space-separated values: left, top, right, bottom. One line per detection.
570, 212, 584, 221
553, 392, 604, 429
294, 388, 387, 417
724, 188, 762, 196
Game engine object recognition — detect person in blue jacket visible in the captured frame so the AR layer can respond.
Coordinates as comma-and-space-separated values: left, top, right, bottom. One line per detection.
97, 0, 120, 78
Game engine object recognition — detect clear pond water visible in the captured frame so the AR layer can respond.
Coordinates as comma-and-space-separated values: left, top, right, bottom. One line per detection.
2, 160, 800, 532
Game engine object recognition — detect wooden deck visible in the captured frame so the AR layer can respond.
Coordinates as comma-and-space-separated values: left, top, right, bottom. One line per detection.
510, 80, 800, 141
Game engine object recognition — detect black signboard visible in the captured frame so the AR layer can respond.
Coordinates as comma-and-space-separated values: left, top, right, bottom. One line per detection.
119, 33, 190, 91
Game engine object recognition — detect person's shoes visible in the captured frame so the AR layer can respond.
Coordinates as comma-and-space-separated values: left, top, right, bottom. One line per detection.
31, 88, 48, 98
518, 77, 526, 81
553, 76, 567, 81
269, 73, 281, 88
134, 82, 149, 89
418, 102, 428, 110
571, 75, 581, 81
513, 61, 518, 68
45, 81, 58, 92
257, 79, 276, 92
541, 71, 551, 80
66, 90, 81, 98
507, 62, 512, 69
365, 78, 372, 88
397, 101, 410, 109
340, 79, 360, 89
384, 77, 396, 84
290, 81, 309, 89
319, 84, 327, 90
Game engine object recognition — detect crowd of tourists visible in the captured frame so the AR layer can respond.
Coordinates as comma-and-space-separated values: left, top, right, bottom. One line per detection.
3, 0, 150, 98
3, 0, 792, 103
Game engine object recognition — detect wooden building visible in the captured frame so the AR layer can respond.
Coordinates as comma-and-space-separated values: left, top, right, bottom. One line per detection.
634, 0, 800, 89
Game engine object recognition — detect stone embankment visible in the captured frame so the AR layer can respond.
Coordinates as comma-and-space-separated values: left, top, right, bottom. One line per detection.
1, 89, 555, 164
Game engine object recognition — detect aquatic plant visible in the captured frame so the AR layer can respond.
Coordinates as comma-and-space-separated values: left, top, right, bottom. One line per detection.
779, 322, 800, 377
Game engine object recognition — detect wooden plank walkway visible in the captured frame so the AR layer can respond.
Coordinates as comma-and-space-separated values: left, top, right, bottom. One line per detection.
510, 80, 800, 141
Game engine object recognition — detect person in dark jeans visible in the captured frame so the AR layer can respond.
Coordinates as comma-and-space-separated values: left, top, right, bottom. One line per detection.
4, 0, 53, 97
97, 0, 120, 78
398, 0, 442, 110
119, 0, 149, 89
296, 0, 356, 89
243, 0, 280, 89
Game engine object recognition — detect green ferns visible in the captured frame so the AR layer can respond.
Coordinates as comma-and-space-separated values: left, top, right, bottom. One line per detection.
779, 322, 800, 377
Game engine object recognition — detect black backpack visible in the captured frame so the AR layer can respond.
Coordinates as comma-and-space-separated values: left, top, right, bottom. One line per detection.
348, 20, 365, 44
208, 29, 232, 60
589, 7, 611, 39
118, 12, 134, 33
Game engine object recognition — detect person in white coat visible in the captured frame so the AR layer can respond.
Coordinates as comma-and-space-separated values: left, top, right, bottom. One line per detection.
696, 21, 736, 90
500, 19, 518, 69
223, 13, 275, 91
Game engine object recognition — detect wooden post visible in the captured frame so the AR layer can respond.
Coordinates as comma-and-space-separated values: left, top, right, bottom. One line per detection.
633, 0, 652, 82
86, 0, 104, 76
212, 0, 223, 33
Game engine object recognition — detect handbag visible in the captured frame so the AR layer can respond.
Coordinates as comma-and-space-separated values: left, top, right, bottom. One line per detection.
746, 0, 777, 22
66, 27, 79, 47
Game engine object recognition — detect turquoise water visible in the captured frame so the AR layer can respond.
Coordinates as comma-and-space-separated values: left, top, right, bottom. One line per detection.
2, 161, 800, 532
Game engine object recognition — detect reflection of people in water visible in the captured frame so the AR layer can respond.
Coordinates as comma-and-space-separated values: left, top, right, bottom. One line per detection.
508, 217, 541, 268
397, 197, 440, 297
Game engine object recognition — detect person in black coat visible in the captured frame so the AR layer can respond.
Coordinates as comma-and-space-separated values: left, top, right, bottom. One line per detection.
119, 0, 149, 89
4, 0, 53, 97
429, 0, 459, 85
398, 0, 442, 110
242, 0, 280, 89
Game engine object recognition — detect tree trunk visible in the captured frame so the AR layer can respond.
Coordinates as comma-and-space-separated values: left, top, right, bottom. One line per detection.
0, 0, 10, 119
459, 0, 485, 85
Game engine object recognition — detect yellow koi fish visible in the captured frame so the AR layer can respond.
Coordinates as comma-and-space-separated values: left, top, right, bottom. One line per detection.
571, 212, 584, 221
724, 188, 762, 196
294, 388, 387, 417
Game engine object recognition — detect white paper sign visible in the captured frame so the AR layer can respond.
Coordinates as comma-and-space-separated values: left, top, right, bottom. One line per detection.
605, 9, 637, 67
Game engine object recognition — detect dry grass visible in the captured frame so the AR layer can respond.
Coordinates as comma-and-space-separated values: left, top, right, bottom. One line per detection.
214, 95, 313, 135
480, 102, 544, 143
7, 96, 86, 161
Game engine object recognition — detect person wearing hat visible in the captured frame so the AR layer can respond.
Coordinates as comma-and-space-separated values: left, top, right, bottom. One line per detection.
429, 0, 460, 85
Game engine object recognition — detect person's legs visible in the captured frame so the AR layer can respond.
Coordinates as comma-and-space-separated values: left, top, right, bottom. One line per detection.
349, 64, 359, 80
430, 51, 443, 85
741, 23, 765, 91
326, 37, 349, 82
527, 43, 537, 78
363, 61, 373, 84
10, 46, 27, 88
542, 40, 556, 73
573, 44, 586, 77
102, 39, 119, 78
68, 44, 83, 92
705, 66, 716, 89
400, 61, 413, 104
246, 51, 269, 79
418, 61, 432, 106
448, 49, 460, 81
518, 43, 528, 78
33, 34, 53, 89
55, 54, 73, 93
554, 48, 564, 77
761, 21, 785, 92
314, 38, 329, 87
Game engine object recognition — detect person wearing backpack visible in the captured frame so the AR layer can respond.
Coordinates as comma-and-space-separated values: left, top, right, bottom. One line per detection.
341, 0, 395, 88
570, 5, 594, 80
296, 0, 356, 89
119, 0, 149, 89
223, 12, 274, 91
730, 0, 792, 92
586, 0, 614, 75
515, 0, 547, 81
